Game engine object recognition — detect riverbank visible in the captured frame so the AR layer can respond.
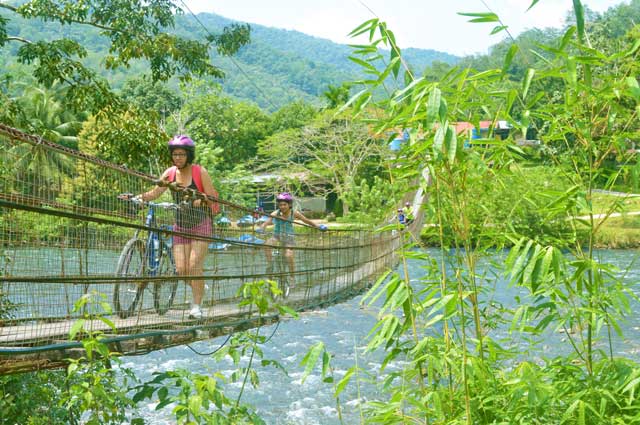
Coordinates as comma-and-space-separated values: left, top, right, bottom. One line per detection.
418, 212, 640, 249
591, 215, 640, 248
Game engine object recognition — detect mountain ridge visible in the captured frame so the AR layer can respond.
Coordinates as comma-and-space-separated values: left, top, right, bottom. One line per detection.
0, 8, 459, 109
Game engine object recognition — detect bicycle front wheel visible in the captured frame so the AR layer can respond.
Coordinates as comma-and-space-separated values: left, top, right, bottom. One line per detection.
114, 238, 146, 319
153, 245, 178, 315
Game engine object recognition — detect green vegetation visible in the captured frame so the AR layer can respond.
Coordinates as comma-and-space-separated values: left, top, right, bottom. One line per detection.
2, 0, 640, 423
298, 1, 640, 424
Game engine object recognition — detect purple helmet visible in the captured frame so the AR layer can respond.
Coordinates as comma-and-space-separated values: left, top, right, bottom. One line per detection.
168, 135, 195, 163
168, 135, 195, 148
276, 192, 293, 203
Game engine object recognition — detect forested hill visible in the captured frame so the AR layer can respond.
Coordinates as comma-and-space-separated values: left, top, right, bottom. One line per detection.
188, 12, 456, 108
0, 9, 458, 109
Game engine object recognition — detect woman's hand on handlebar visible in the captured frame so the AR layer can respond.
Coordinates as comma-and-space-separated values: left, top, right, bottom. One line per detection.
118, 193, 143, 203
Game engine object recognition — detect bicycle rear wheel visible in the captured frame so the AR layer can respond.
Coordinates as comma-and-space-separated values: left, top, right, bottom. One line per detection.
153, 245, 178, 315
114, 238, 146, 319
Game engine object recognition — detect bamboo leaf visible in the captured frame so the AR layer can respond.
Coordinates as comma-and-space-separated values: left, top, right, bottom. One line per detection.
458, 12, 499, 23
559, 27, 577, 51
522, 68, 535, 100
348, 18, 378, 38
527, 0, 541, 11
491, 25, 508, 35
425, 87, 441, 128
338, 89, 368, 114
335, 367, 355, 397
300, 342, 325, 384
502, 44, 519, 78
573, 0, 586, 43
348, 56, 378, 74
69, 319, 85, 340
433, 124, 446, 154
445, 125, 457, 163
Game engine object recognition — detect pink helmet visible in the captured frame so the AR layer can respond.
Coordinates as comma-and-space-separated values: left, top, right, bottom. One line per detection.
168, 135, 195, 148
168, 135, 195, 163
276, 192, 293, 203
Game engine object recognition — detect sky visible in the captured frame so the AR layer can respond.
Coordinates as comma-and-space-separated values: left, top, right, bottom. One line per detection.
181, 0, 628, 56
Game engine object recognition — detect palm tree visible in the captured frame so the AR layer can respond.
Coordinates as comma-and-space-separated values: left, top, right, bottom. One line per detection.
17, 83, 84, 150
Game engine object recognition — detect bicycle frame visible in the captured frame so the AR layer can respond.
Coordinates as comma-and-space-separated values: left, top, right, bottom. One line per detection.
141, 203, 174, 277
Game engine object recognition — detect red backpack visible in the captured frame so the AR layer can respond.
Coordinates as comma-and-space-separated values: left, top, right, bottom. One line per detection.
167, 165, 220, 214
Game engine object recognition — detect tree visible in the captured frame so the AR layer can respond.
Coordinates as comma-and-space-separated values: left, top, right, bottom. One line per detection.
258, 109, 385, 215
0, 0, 250, 112
78, 106, 167, 173
270, 100, 318, 133
322, 83, 350, 109
120, 77, 182, 120
177, 85, 272, 172
16, 83, 84, 149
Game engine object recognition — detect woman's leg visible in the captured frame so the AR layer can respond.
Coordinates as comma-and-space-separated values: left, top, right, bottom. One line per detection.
173, 242, 192, 278
264, 237, 276, 272
188, 240, 209, 305
285, 247, 295, 284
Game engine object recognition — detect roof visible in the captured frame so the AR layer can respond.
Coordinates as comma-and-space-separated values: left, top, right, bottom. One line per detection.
454, 120, 512, 134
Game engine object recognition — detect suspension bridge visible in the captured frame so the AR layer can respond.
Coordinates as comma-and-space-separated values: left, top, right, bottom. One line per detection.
0, 123, 424, 374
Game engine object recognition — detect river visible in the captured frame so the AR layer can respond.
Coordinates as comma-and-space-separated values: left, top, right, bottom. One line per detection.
123, 248, 640, 424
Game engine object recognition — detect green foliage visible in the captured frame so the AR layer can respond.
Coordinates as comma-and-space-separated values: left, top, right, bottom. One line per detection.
0, 369, 72, 424
259, 109, 386, 215
62, 292, 141, 425
323, 82, 351, 109
337, 1, 640, 423
12, 82, 85, 149
134, 367, 265, 425
270, 100, 318, 133
1, 7, 456, 110
422, 165, 577, 247
0, 0, 250, 112
120, 76, 182, 118
178, 84, 271, 171
78, 105, 167, 173
133, 279, 295, 424
343, 175, 404, 224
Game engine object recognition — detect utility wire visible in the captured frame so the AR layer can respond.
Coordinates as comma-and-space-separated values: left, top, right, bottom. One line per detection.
177, 0, 280, 110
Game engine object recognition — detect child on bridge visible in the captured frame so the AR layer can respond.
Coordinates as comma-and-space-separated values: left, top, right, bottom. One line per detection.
257, 192, 326, 288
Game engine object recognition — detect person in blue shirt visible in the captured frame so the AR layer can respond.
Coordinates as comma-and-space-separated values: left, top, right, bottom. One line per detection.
397, 208, 406, 225
258, 192, 326, 285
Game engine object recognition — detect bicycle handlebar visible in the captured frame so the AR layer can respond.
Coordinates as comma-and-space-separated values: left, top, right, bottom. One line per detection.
118, 194, 178, 210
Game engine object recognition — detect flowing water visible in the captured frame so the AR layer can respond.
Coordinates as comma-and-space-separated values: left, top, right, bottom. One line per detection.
119, 248, 638, 424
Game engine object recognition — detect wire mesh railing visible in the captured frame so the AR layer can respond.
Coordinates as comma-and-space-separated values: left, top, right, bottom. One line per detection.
0, 124, 405, 372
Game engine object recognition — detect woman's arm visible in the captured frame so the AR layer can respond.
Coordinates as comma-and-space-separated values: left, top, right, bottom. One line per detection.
294, 210, 319, 228
199, 167, 219, 199
258, 215, 274, 231
196, 167, 220, 212
137, 169, 170, 201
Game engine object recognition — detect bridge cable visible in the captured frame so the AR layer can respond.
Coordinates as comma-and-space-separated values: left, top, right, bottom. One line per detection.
186, 334, 232, 356
184, 320, 281, 356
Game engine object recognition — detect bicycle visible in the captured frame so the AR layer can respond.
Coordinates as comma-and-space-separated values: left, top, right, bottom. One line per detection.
258, 230, 291, 300
114, 195, 179, 319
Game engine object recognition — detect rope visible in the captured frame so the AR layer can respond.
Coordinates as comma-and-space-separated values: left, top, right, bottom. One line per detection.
186, 334, 232, 356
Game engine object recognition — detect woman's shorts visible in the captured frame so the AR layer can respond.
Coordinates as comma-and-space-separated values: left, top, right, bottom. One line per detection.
274, 234, 295, 247
173, 218, 212, 245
